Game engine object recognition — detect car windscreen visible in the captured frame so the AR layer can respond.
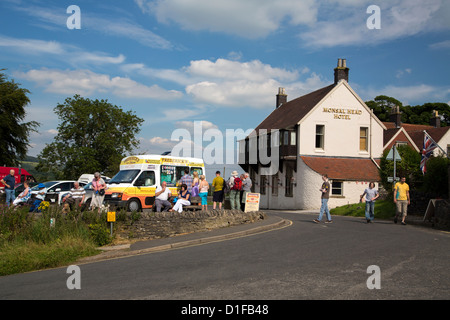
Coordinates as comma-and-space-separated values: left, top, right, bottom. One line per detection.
31, 181, 58, 191
108, 170, 140, 184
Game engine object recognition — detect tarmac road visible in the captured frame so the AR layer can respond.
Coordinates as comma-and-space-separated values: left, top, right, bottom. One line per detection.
0, 210, 449, 301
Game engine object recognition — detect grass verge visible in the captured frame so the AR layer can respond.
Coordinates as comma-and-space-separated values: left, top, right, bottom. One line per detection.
0, 236, 99, 276
330, 200, 396, 220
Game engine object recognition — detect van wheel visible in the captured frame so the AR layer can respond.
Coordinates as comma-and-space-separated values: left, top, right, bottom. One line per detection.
127, 199, 141, 212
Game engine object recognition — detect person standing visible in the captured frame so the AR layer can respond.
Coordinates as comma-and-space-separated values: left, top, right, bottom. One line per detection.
393, 176, 410, 225
360, 182, 379, 223
198, 175, 209, 211
154, 181, 172, 212
241, 172, 252, 210
314, 174, 332, 224
1, 169, 16, 206
191, 171, 199, 197
229, 171, 241, 210
180, 169, 193, 193
91, 172, 106, 213
212, 171, 224, 209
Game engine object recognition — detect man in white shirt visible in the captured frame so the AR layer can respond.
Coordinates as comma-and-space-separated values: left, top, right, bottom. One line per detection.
154, 181, 172, 212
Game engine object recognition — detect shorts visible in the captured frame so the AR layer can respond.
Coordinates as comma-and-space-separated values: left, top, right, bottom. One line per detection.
199, 192, 208, 205
396, 200, 408, 217
213, 190, 224, 202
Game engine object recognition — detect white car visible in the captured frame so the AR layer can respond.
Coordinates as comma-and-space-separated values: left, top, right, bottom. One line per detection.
31, 181, 87, 205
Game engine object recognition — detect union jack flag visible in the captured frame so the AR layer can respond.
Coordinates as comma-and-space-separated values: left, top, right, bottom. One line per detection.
420, 132, 437, 174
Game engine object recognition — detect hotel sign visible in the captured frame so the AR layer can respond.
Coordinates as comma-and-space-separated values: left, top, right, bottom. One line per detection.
323, 107, 362, 120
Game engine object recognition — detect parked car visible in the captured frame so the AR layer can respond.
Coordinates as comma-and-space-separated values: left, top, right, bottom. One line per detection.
31, 181, 87, 205
78, 173, 111, 184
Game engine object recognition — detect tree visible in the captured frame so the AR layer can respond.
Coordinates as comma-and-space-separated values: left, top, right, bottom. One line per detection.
379, 144, 423, 195
37, 95, 144, 179
0, 71, 39, 166
365, 95, 403, 122
366, 95, 449, 127
422, 156, 449, 198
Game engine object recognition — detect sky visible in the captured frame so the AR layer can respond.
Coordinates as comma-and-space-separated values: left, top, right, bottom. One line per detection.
1, 0, 449, 178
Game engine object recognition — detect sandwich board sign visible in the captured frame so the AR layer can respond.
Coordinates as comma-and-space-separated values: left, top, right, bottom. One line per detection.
244, 193, 260, 212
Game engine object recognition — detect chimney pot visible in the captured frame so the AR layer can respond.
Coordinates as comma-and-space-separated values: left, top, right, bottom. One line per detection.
430, 110, 441, 128
334, 58, 349, 84
390, 105, 402, 128
276, 87, 287, 109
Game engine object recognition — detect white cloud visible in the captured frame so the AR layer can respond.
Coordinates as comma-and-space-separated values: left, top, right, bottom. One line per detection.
0, 35, 126, 67
301, 0, 447, 48
361, 84, 449, 105
136, 0, 318, 38
12, 4, 173, 50
0, 35, 66, 55
126, 58, 325, 109
429, 40, 450, 50
135, 0, 450, 47
14, 68, 183, 100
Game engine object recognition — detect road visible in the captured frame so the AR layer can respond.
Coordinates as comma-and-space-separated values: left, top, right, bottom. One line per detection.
0, 211, 449, 302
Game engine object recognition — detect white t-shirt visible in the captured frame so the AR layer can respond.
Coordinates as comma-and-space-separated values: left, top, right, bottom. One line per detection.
155, 185, 171, 201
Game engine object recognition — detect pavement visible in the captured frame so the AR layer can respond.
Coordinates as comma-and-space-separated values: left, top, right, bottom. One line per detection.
77, 213, 291, 264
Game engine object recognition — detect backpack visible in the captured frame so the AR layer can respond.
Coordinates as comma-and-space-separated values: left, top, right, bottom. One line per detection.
232, 177, 242, 191
222, 177, 230, 193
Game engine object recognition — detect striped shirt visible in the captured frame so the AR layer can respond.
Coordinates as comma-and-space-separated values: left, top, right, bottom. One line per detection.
69, 187, 86, 199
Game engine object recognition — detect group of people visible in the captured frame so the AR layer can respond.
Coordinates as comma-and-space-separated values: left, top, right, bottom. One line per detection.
154, 169, 209, 213
211, 170, 252, 210
2, 167, 412, 223
0, 170, 107, 213
0, 169, 44, 212
153, 169, 253, 213
313, 173, 410, 225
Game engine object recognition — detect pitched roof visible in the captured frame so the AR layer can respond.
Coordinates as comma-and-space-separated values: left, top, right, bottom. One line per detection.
301, 156, 381, 181
254, 84, 335, 132
383, 122, 450, 149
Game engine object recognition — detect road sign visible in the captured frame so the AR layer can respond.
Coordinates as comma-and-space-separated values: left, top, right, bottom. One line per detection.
387, 177, 400, 182
107, 211, 116, 222
386, 147, 401, 161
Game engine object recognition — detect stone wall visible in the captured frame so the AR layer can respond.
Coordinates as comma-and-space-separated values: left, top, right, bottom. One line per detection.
118, 209, 266, 240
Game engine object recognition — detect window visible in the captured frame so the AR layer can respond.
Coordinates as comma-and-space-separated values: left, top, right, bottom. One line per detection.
271, 174, 278, 196
360, 127, 368, 151
134, 171, 155, 187
283, 131, 289, 146
315, 125, 325, 149
331, 181, 343, 196
260, 175, 267, 195
285, 166, 294, 197
190, 167, 203, 177
290, 131, 296, 145
160, 165, 188, 187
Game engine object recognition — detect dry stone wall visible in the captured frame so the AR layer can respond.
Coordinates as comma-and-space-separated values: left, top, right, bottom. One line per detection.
118, 209, 266, 240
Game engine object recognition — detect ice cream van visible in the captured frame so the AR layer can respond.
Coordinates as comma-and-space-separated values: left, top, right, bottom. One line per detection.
104, 155, 205, 211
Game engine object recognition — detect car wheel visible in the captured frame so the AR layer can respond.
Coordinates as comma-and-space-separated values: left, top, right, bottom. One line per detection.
127, 198, 141, 212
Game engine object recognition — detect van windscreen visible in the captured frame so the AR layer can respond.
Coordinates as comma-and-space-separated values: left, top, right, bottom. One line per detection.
109, 170, 140, 184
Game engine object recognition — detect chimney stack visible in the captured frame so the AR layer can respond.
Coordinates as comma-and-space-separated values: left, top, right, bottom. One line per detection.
334, 58, 349, 84
390, 105, 402, 128
276, 87, 287, 109
430, 110, 441, 128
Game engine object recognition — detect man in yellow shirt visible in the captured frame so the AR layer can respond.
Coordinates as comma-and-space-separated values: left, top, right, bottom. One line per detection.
393, 176, 410, 225
212, 171, 224, 209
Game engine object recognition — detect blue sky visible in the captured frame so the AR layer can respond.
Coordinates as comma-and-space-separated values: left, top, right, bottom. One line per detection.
1, 0, 449, 176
